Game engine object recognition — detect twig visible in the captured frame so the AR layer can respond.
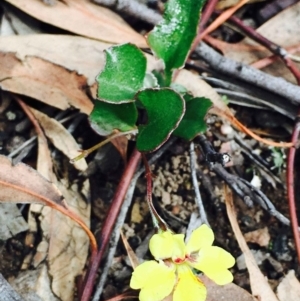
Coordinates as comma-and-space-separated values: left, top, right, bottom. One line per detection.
189, 142, 209, 226
93, 0, 162, 25
198, 0, 219, 33
227, 14, 300, 85
196, 43, 300, 105
81, 148, 142, 301
91, 137, 177, 301
190, 0, 250, 54
287, 115, 300, 262
0, 273, 25, 301
197, 135, 291, 226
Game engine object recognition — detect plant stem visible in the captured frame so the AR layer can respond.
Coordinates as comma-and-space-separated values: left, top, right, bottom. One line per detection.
142, 154, 169, 231
80, 149, 142, 301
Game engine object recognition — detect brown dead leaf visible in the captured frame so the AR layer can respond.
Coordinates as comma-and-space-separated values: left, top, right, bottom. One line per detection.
30, 108, 88, 171
244, 227, 271, 247
0, 34, 110, 86
111, 136, 128, 164
5, 0, 147, 47
200, 275, 257, 301
0, 52, 93, 114
0, 155, 64, 206
224, 185, 279, 301
277, 270, 300, 301
216, 0, 266, 9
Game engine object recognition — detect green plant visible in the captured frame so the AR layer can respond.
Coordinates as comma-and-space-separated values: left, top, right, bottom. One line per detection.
88, 0, 212, 153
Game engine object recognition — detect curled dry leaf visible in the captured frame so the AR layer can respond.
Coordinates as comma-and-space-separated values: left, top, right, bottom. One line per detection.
0, 52, 93, 114
0, 34, 111, 86
224, 185, 279, 301
30, 108, 88, 171
5, 0, 147, 47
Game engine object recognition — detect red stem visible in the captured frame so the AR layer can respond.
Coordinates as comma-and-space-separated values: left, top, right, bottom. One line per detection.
80, 149, 141, 301
287, 114, 300, 262
199, 0, 219, 33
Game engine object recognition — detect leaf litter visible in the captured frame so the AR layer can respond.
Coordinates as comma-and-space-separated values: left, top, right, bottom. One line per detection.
0, 0, 299, 301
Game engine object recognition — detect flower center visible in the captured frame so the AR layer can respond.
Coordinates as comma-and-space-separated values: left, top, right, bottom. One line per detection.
173, 254, 188, 264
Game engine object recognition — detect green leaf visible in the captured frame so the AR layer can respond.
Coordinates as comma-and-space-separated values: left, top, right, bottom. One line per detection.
136, 88, 185, 152
97, 43, 147, 103
147, 0, 206, 85
89, 100, 137, 136
173, 97, 212, 140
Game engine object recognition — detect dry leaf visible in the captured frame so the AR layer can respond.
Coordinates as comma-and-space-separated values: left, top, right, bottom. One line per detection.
0, 52, 93, 114
216, 0, 266, 10
224, 185, 279, 301
277, 270, 300, 301
0, 155, 64, 207
5, 0, 147, 47
200, 275, 257, 301
30, 108, 88, 171
0, 34, 110, 86
244, 227, 271, 247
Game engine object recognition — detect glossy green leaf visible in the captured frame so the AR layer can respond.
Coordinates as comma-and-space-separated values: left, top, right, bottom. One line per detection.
89, 100, 137, 136
136, 88, 185, 152
97, 43, 147, 103
147, 0, 206, 85
173, 97, 212, 140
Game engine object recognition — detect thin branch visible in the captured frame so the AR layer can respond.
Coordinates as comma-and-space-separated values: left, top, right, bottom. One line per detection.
287, 114, 300, 262
198, 0, 219, 33
196, 43, 300, 105
189, 142, 209, 226
227, 14, 300, 85
93, 0, 162, 25
81, 148, 142, 301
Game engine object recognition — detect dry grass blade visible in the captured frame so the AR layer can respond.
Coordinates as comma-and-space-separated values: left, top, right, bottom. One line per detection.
0, 52, 93, 114
5, 0, 147, 47
224, 185, 279, 301
120, 230, 140, 269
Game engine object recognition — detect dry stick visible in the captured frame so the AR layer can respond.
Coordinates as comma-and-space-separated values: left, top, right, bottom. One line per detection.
198, 0, 219, 33
91, 138, 177, 301
93, 0, 162, 25
196, 42, 300, 105
189, 142, 209, 226
287, 116, 300, 262
227, 15, 300, 85
226, 15, 300, 261
197, 135, 291, 226
81, 148, 142, 301
190, 0, 250, 55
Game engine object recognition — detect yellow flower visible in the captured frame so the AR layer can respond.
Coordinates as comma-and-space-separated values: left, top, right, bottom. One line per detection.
130, 224, 235, 301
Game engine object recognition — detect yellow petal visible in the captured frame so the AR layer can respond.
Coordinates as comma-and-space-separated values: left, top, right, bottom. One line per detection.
149, 231, 175, 260
171, 234, 186, 261
173, 266, 207, 301
191, 246, 235, 285
186, 224, 214, 254
130, 261, 176, 301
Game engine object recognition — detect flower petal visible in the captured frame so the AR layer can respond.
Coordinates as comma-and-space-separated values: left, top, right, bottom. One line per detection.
191, 246, 235, 285
130, 260, 176, 301
171, 234, 186, 261
186, 224, 214, 254
149, 231, 175, 260
173, 266, 207, 301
